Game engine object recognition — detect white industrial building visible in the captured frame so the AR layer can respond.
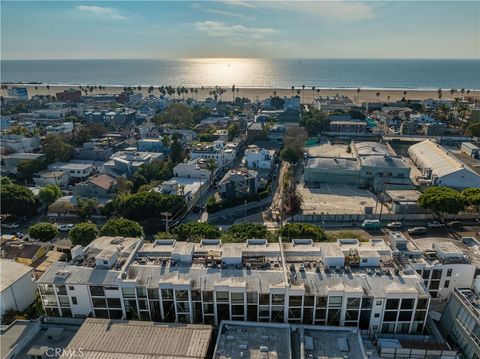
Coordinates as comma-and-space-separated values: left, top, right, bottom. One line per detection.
408, 139, 480, 189
1, 260, 37, 318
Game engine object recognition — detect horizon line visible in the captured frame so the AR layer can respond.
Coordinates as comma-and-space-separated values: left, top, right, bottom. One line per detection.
2, 57, 479, 61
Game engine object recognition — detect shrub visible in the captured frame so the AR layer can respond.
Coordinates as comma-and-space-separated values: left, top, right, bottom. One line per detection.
70, 221, 99, 246
28, 222, 58, 241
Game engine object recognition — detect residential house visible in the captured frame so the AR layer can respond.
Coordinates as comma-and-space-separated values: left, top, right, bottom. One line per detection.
1, 153, 45, 174
243, 145, 274, 170
173, 158, 213, 181
137, 137, 170, 153
1, 135, 40, 153
48, 160, 94, 181
33, 170, 69, 187
74, 173, 118, 199
73, 142, 113, 161
103, 150, 163, 176
1, 260, 37, 318
218, 168, 259, 200
1, 241, 50, 266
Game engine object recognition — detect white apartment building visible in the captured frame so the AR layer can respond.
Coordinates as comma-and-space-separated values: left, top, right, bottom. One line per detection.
243, 145, 274, 170
190, 141, 231, 169
37, 236, 429, 334
387, 232, 480, 301
48, 160, 94, 181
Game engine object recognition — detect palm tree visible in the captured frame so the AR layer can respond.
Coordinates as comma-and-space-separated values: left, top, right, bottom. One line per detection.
273, 90, 277, 97
376, 91, 380, 100
460, 88, 465, 100
437, 89, 443, 100
232, 85, 236, 101
403, 90, 407, 100
356, 88, 361, 101
387, 95, 391, 102
34, 86, 38, 96
316, 88, 320, 96
302, 84, 305, 104
194, 88, 199, 100
311, 86, 316, 100
46, 85, 50, 95
206, 159, 217, 187
291, 86, 294, 94
467, 89, 471, 96
450, 88, 456, 98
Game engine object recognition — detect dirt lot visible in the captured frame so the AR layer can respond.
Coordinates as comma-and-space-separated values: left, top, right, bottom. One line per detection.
298, 183, 389, 215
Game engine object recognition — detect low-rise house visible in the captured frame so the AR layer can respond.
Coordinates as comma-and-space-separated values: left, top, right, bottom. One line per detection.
243, 145, 274, 170
330, 120, 368, 133
2, 241, 50, 266
1, 260, 37, 318
190, 141, 229, 169
173, 158, 213, 181
267, 123, 286, 143
74, 173, 118, 199
1, 135, 41, 156
1, 153, 45, 174
33, 170, 69, 187
73, 142, 113, 161
103, 149, 163, 176
137, 136, 170, 153
48, 196, 78, 218
56, 88, 82, 102
48, 160, 94, 181
218, 168, 259, 200
154, 177, 208, 212
45, 121, 74, 135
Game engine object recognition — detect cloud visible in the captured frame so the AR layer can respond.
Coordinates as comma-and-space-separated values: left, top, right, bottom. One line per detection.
191, 3, 255, 21
252, 1, 375, 22
194, 20, 275, 39
220, 1, 257, 9
75, 5, 127, 20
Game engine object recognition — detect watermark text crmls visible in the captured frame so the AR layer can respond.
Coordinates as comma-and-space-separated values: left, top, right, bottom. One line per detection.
46, 348, 84, 358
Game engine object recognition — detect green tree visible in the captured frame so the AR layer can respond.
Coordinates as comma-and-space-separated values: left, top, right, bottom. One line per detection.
466, 122, 480, 137
300, 109, 330, 136
132, 160, 173, 191
278, 223, 326, 241
205, 159, 217, 187
99, 217, 144, 237
29, 222, 58, 241
116, 191, 186, 221
0, 183, 37, 217
16, 159, 47, 183
41, 134, 74, 163
224, 223, 268, 241
280, 146, 302, 164
70, 221, 99, 246
38, 185, 61, 207
75, 198, 97, 220
169, 136, 184, 164
172, 222, 221, 240
0, 176, 12, 186
462, 188, 480, 207
418, 187, 465, 217
227, 123, 240, 141
152, 103, 194, 128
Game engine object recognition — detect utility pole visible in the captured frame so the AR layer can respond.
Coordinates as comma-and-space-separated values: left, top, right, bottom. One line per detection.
161, 212, 172, 233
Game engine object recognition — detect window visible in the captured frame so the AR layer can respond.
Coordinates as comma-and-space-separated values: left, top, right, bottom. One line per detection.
161, 289, 174, 300
92, 298, 107, 308
137, 287, 147, 298
231, 293, 244, 304
417, 298, 428, 310
148, 288, 159, 300
107, 298, 121, 308
376, 300, 382, 306
216, 291, 229, 302
384, 311, 397, 322
447, 269, 453, 277
374, 313, 380, 318
431, 269, 442, 279
386, 299, 400, 310
56, 285, 67, 295
289, 296, 302, 307
122, 287, 136, 298
90, 286, 105, 297
69, 286, 75, 291
444, 280, 450, 288
328, 296, 343, 308
422, 270, 430, 279
316, 297, 327, 307
401, 299, 415, 309
72, 297, 78, 305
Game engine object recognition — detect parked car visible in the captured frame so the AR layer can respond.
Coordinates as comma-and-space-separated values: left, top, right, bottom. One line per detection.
1, 223, 19, 229
447, 221, 463, 228
58, 224, 74, 232
427, 221, 445, 228
408, 227, 427, 235
362, 219, 381, 229
387, 221, 403, 229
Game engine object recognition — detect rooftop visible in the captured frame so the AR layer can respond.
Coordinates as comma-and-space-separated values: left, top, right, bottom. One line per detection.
0, 259, 33, 292
66, 318, 212, 359
305, 157, 358, 171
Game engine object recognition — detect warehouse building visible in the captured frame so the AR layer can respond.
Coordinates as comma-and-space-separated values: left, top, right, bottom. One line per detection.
304, 141, 412, 191
408, 139, 480, 189
37, 236, 430, 334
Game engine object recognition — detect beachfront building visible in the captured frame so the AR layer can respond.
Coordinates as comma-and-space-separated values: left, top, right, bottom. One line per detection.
37, 236, 430, 334
408, 139, 480, 189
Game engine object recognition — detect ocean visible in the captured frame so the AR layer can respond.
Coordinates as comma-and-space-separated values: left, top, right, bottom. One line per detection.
1, 58, 479, 90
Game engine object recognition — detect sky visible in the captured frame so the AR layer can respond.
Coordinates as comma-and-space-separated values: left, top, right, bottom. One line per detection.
1, 1, 479, 60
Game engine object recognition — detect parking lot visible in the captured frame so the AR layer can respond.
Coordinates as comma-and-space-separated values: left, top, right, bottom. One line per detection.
298, 183, 389, 215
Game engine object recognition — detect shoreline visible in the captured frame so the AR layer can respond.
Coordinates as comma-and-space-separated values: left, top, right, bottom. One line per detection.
3, 83, 479, 103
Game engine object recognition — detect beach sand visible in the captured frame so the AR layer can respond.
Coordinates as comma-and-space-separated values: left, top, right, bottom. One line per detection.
4, 84, 479, 104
